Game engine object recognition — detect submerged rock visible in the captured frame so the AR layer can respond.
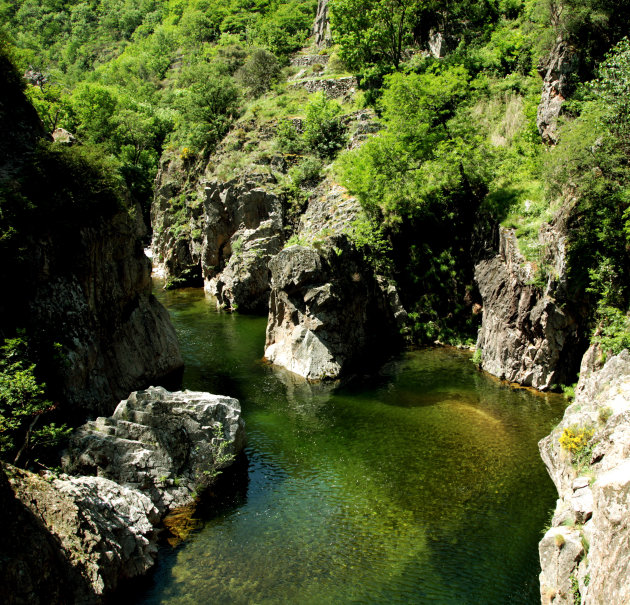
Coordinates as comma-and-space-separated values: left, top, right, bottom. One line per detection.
538, 348, 630, 604
64, 386, 245, 514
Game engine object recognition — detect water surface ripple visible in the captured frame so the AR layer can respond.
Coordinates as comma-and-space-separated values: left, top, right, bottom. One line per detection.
134, 285, 565, 604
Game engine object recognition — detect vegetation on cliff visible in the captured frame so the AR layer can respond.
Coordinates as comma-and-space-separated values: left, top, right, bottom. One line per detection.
2, 0, 630, 356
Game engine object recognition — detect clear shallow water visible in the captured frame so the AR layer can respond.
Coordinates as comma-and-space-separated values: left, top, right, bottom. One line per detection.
133, 284, 566, 604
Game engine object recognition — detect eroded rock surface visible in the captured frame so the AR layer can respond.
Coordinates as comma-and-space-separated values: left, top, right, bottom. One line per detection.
2, 465, 158, 603
537, 38, 579, 144
28, 215, 183, 418
265, 236, 403, 380
539, 348, 630, 604
64, 386, 246, 514
474, 225, 581, 390
202, 179, 285, 312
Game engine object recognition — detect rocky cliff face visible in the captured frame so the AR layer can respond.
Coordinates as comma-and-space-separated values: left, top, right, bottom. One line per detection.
152, 160, 286, 313
265, 211, 406, 380
474, 221, 583, 390
27, 213, 183, 418
313, 0, 331, 48
538, 348, 630, 604
537, 38, 579, 145
202, 179, 285, 312
0, 61, 182, 419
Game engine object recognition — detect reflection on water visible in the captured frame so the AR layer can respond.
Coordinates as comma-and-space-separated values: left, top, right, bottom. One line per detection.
132, 283, 565, 604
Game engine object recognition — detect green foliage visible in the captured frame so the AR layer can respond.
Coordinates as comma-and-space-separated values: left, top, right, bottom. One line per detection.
274, 118, 304, 154
0, 333, 71, 465
545, 40, 630, 344
559, 424, 594, 468
236, 49, 281, 98
592, 37, 630, 155
471, 348, 482, 366
348, 216, 393, 274
330, 0, 420, 71
593, 306, 630, 358
302, 92, 346, 158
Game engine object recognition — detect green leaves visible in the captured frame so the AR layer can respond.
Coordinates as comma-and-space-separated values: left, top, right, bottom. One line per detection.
303, 92, 346, 158
331, 0, 421, 71
0, 333, 70, 464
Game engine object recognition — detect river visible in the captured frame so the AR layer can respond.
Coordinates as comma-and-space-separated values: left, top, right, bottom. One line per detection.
131, 282, 566, 604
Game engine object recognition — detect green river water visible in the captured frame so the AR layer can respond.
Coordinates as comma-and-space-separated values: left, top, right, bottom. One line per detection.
132, 283, 566, 604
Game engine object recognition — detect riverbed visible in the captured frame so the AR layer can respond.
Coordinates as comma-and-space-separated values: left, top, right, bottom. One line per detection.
132, 283, 565, 604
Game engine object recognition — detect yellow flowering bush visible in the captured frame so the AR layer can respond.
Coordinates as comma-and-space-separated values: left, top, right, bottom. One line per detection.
559, 425, 595, 466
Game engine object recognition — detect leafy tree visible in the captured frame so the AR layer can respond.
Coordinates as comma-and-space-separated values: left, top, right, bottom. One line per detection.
302, 92, 346, 158
236, 48, 281, 97
592, 37, 630, 152
71, 82, 118, 144
330, 0, 421, 71
24, 81, 73, 134
170, 59, 240, 151
0, 333, 71, 466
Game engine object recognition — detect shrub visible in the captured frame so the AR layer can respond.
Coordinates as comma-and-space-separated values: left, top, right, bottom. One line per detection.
274, 119, 304, 154
302, 92, 346, 159
559, 425, 595, 467
0, 333, 71, 466
236, 49, 281, 98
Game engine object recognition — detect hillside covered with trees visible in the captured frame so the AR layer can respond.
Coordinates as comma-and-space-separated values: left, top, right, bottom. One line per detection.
2, 0, 629, 358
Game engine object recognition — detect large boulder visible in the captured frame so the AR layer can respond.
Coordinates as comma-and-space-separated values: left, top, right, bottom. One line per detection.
1, 465, 158, 603
538, 348, 630, 604
63, 386, 246, 514
264, 236, 403, 380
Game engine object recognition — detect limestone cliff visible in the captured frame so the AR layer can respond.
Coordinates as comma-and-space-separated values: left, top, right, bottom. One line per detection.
538, 348, 630, 604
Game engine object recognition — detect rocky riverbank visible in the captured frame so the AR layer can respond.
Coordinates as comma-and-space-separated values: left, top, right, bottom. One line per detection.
538, 347, 630, 604
0, 387, 245, 604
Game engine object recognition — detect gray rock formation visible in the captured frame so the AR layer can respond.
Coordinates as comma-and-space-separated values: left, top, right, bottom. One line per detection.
538, 348, 630, 604
474, 225, 581, 390
537, 38, 579, 144
202, 179, 285, 312
64, 386, 245, 514
290, 54, 330, 67
265, 235, 404, 380
1, 386, 245, 604
151, 153, 205, 287
27, 213, 183, 417
2, 465, 159, 603
313, 0, 332, 48
290, 76, 358, 100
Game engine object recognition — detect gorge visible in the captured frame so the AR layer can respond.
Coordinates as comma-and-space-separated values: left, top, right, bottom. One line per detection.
2, 0, 630, 603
